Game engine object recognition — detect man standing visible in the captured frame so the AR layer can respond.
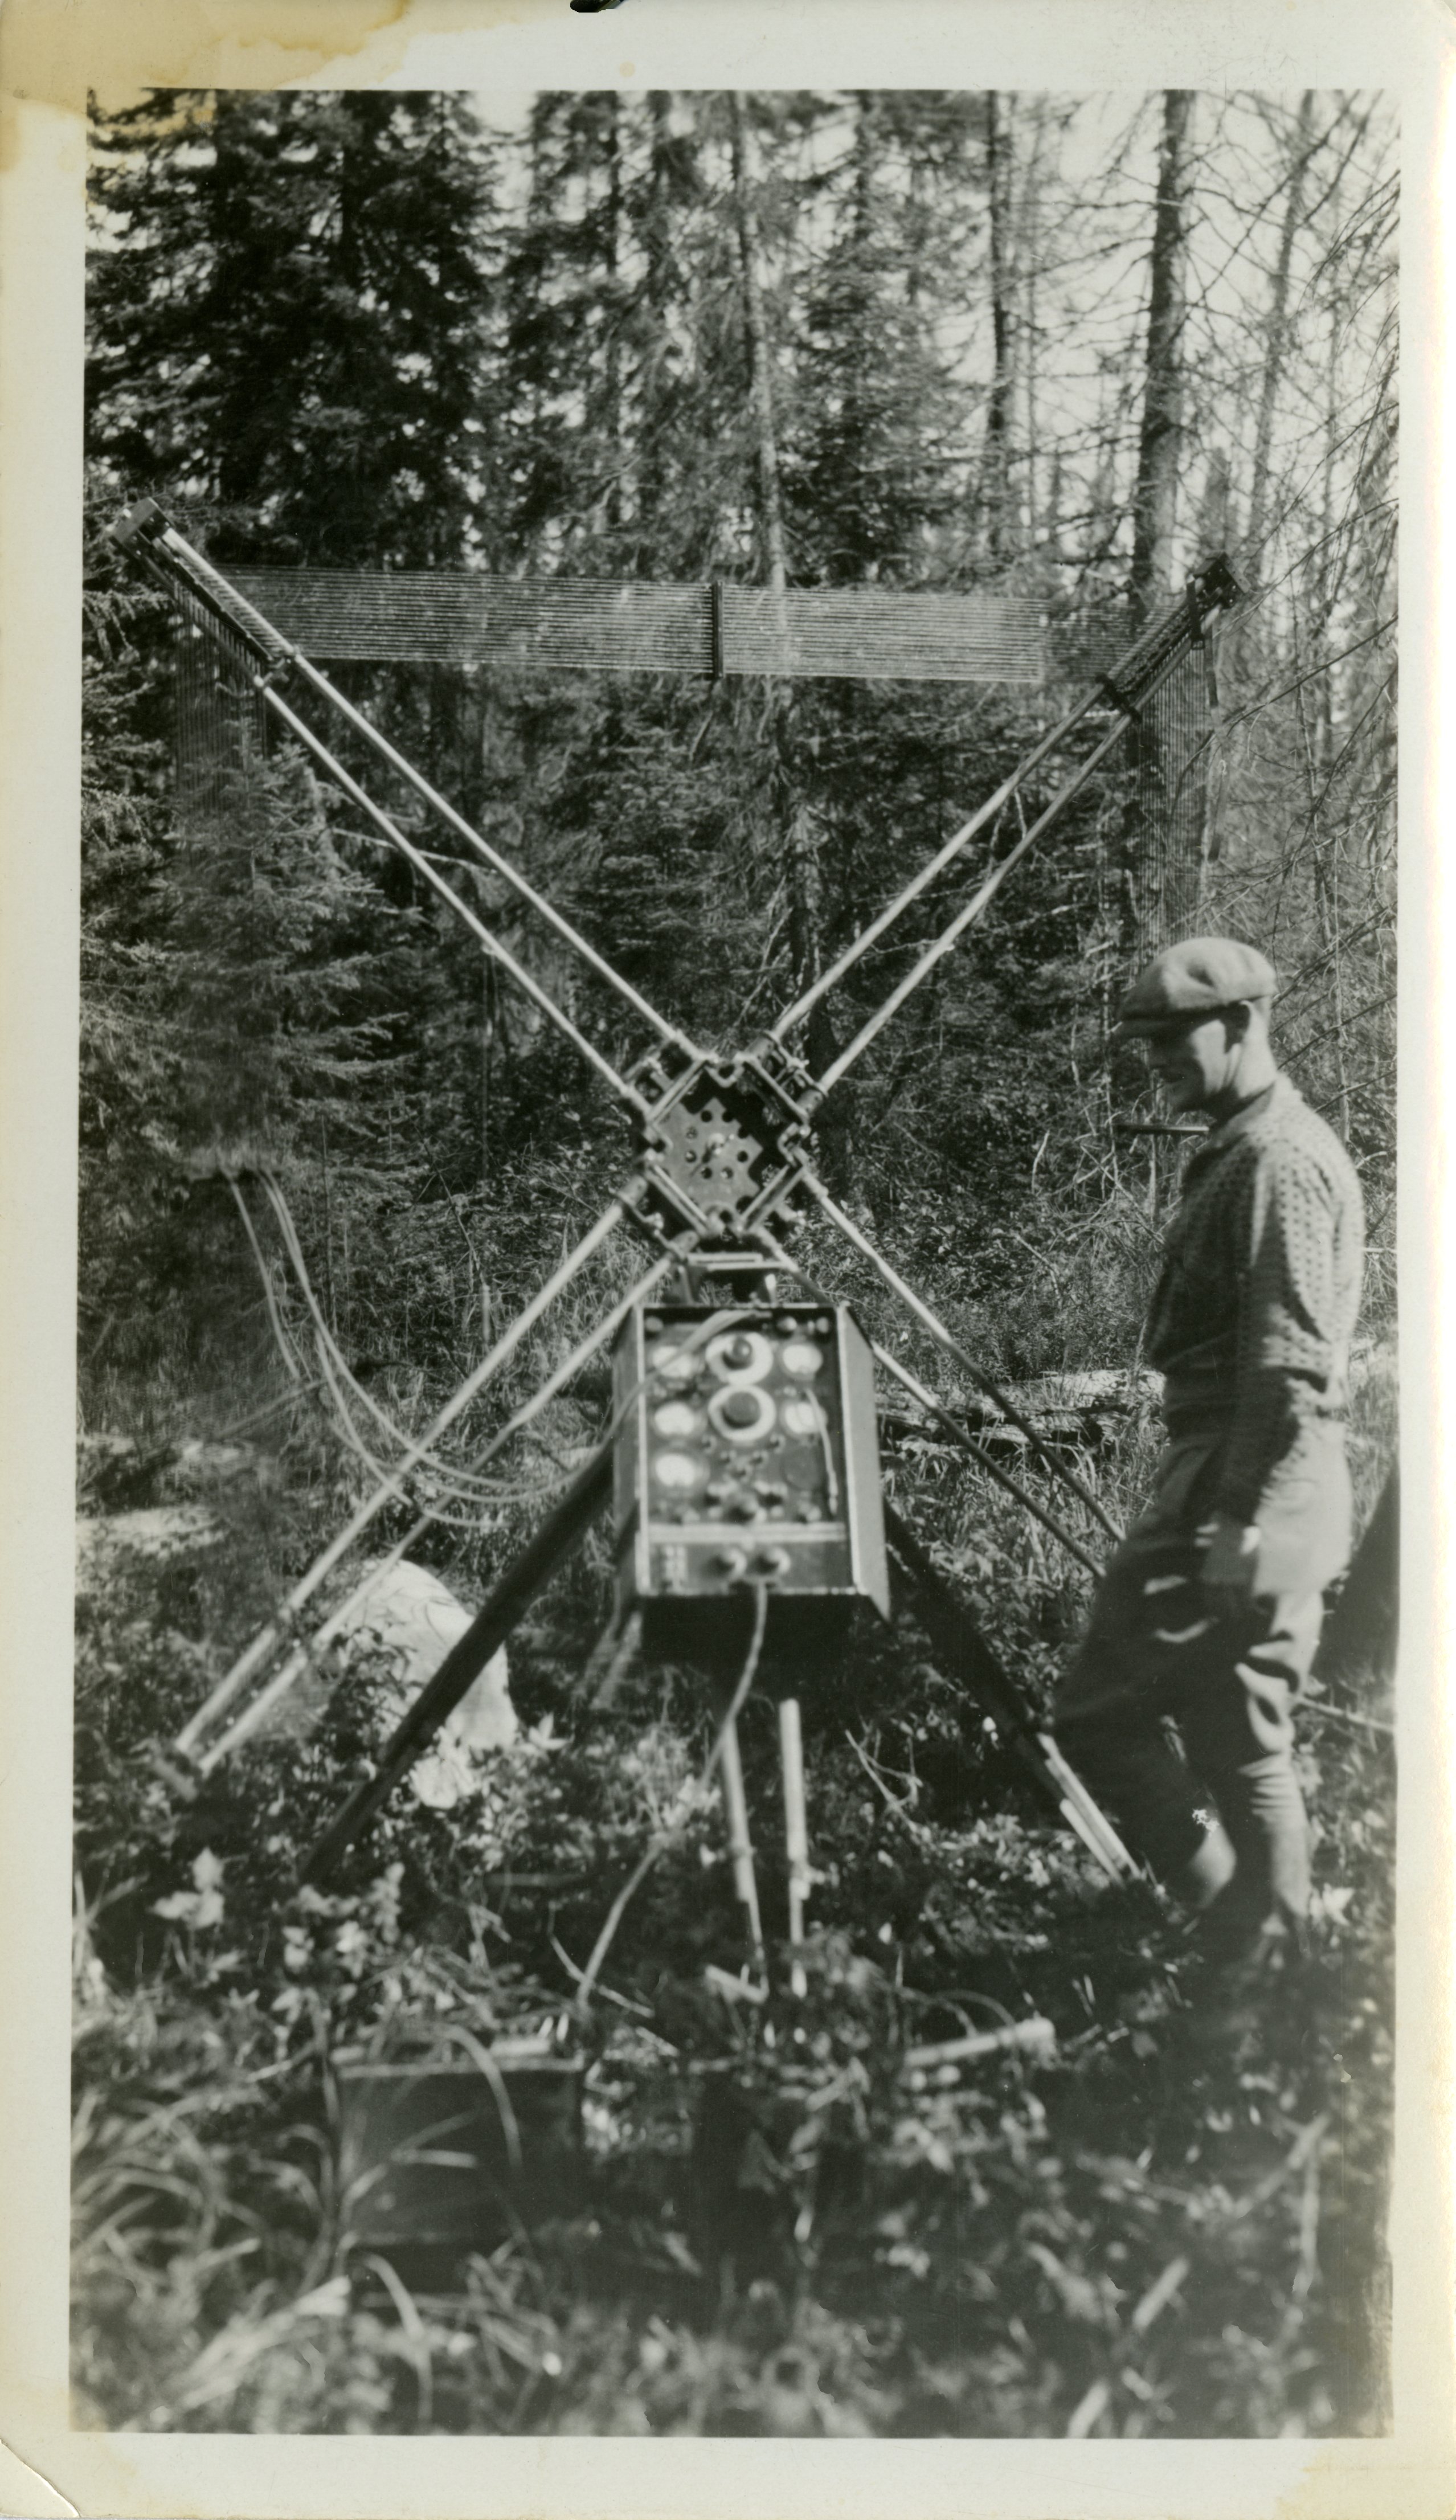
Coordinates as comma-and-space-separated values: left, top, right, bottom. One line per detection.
1054, 938, 1364, 2009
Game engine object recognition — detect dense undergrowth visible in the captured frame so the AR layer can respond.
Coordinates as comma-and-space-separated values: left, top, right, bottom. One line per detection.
72, 1345, 1396, 2438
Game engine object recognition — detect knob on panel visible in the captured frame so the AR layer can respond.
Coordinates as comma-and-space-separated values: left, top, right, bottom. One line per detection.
706, 1328, 773, 1384
707, 1382, 777, 1445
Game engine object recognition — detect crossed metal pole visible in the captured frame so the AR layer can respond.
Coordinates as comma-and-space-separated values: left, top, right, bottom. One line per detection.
115, 499, 1240, 1944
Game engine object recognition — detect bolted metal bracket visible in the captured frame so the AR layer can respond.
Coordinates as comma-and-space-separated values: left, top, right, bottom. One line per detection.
109, 497, 170, 553
624, 1040, 817, 1247
1187, 551, 1243, 626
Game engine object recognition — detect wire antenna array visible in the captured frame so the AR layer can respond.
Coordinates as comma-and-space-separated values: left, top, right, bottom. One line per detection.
228, 565, 1049, 686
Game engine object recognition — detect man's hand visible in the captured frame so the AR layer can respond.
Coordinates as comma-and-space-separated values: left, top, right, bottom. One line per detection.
1197, 1511, 1262, 1607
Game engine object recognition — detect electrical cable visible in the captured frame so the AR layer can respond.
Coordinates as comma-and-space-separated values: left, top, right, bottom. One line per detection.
571, 1584, 770, 2014
226, 1180, 309, 1385
194, 1255, 678, 1771
195, 1287, 751, 1773
255, 1171, 511, 1507
177, 1200, 629, 1757
290, 1311, 783, 1867
230, 1168, 572, 1519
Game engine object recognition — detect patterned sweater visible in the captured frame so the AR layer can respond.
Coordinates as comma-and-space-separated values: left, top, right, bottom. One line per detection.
1143, 1074, 1365, 1523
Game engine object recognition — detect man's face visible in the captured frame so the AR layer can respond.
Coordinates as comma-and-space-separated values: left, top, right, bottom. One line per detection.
1138, 1010, 1240, 1112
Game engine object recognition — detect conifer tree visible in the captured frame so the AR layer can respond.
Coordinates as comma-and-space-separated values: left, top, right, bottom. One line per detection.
88, 88, 499, 566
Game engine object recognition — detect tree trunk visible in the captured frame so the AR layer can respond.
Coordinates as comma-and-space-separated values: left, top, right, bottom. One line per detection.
726, 96, 849, 1173
1192, 449, 1231, 902
728, 92, 789, 596
602, 93, 625, 542
981, 92, 1015, 565
1115, 91, 1193, 958
1243, 92, 1315, 576
1129, 91, 1193, 624
637, 91, 675, 545
1312, 281, 1352, 1139
1019, 97, 1053, 553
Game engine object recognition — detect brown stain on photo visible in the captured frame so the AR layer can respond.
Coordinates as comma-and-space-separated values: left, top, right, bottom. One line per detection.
0, 0, 558, 121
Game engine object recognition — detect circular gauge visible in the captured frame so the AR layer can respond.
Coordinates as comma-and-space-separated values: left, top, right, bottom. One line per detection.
706, 1328, 774, 1384
707, 1382, 778, 1445
652, 1398, 702, 1439
652, 1448, 706, 1493
780, 1339, 824, 1379
780, 1396, 820, 1438
648, 1341, 700, 1387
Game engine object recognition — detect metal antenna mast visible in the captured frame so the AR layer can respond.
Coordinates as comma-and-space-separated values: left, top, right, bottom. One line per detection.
114, 497, 1240, 1942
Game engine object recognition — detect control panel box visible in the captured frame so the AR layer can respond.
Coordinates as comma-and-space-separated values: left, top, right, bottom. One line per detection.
612, 1299, 890, 1646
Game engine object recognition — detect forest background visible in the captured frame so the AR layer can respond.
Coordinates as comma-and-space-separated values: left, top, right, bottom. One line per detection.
73, 87, 1399, 2441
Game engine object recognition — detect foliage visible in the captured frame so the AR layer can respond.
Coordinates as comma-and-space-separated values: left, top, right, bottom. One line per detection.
71, 1363, 1395, 2437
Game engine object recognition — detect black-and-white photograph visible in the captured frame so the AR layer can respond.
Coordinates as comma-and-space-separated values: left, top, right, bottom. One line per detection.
71, 79, 1397, 2443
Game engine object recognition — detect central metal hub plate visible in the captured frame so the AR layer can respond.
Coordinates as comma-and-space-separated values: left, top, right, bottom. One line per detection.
628, 1048, 812, 1243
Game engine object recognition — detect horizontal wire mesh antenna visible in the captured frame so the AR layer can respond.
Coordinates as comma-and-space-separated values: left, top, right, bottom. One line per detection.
171, 537, 1217, 973
173, 584, 273, 806
725, 586, 1043, 682
228, 568, 1048, 686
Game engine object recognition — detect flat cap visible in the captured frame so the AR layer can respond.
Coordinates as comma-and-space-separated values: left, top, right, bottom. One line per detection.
1115, 936, 1277, 1034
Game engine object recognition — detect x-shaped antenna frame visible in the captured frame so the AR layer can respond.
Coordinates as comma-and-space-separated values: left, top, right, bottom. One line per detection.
114, 500, 1240, 1892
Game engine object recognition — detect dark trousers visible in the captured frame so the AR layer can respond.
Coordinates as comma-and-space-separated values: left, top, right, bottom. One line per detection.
1054, 1423, 1351, 1948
